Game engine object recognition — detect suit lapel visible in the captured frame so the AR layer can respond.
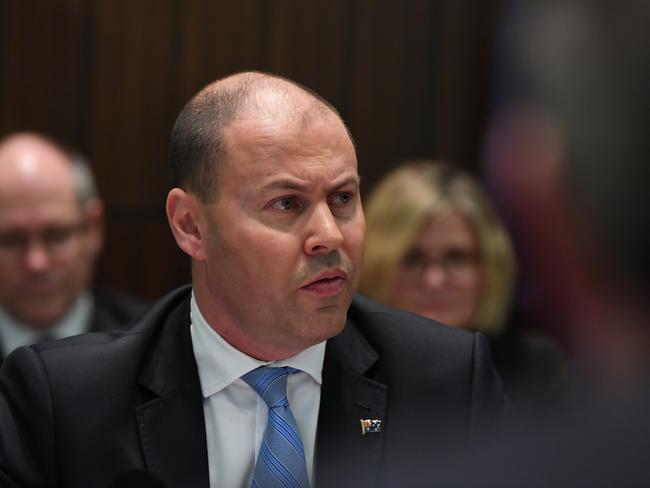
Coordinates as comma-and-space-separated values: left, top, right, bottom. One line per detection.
135, 295, 210, 488
130, 289, 387, 488
315, 318, 387, 488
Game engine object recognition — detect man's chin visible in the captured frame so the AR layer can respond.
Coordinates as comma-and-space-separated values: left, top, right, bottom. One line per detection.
11, 304, 67, 329
307, 307, 348, 340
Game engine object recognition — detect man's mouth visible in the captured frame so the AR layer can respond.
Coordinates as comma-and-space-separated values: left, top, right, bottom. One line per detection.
301, 270, 348, 296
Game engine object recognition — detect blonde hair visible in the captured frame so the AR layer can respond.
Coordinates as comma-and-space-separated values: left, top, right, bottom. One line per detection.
360, 161, 516, 334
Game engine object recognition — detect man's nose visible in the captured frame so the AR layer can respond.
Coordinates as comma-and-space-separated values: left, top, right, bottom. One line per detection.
304, 203, 345, 256
23, 239, 52, 271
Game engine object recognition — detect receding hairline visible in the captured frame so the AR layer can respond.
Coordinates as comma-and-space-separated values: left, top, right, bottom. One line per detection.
197, 71, 340, 123
170, 71, 355, 202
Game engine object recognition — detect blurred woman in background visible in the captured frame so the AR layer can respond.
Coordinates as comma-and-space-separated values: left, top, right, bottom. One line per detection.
361, 160, 568, 417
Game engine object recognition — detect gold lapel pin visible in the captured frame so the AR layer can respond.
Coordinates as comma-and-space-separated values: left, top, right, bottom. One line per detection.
360, 419, 382, 435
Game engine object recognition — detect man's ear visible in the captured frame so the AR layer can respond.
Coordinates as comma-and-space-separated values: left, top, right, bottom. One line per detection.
83, 197, 105, 258
166, 188, 207, 261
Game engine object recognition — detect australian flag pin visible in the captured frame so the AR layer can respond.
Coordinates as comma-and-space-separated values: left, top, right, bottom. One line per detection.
360, 419, 382, 435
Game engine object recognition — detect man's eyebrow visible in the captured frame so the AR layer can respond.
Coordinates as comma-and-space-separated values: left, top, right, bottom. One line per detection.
260, 179, 310, 193
331, 175, 361, 190
259, 174, 360, 193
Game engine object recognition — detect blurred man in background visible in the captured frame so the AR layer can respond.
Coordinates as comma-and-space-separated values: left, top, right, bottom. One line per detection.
0, 132, 147, 363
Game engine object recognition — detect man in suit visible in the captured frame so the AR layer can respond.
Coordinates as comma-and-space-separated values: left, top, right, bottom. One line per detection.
0, 133, 146, 364
0, 73, 505, 488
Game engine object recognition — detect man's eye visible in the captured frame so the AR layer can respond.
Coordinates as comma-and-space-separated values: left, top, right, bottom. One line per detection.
0, 233, 25, 250
329, 191, 353, 206
270, 196, 299, 211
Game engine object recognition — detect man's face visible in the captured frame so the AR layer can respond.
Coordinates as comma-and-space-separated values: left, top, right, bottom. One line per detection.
194, 114, 365, 360
0, 143, 101, 329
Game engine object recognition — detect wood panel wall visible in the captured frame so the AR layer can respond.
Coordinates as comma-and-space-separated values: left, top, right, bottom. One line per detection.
0, 0, 501, 299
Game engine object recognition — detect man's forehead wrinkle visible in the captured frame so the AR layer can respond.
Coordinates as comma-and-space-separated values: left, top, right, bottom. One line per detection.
231, 139, 356, 177
254, 168, 360, 201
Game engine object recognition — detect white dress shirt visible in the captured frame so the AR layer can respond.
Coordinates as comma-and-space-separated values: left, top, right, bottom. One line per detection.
0, 292, 92, 358
190, 292, 325, 488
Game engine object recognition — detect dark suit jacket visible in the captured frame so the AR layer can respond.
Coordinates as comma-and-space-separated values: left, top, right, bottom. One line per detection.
489, 326, 570, 419
0, 286, 505, 488
90, 289, 150, 335
0, 289, 148, 365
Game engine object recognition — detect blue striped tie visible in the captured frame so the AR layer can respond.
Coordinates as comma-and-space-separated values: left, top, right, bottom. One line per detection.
241, 366, 310, 488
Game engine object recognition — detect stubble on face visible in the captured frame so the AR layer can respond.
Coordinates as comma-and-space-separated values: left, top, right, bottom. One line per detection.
292, 251, 348, 287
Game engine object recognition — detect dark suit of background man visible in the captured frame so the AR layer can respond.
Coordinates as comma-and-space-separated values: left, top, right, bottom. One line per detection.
0, 133, 146, 365
0, 73, 506, 488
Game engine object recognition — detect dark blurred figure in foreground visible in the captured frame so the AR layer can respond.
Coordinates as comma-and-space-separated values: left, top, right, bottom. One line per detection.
0, 133, 147, 363
361, 160, 569, 418
464, 0, 650, 484
486, 0, 650, 397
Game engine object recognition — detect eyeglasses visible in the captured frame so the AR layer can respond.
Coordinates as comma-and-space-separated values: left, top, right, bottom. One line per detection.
400, 248, 480, 280
0, 223, 87, 259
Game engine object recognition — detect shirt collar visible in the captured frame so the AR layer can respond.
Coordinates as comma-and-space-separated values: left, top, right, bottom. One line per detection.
0, 292, 93, 358
189, 291, 326, 399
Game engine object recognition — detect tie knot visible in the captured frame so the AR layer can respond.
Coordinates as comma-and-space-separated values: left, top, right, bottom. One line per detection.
242, 366, 298, 408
